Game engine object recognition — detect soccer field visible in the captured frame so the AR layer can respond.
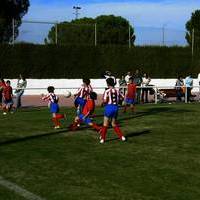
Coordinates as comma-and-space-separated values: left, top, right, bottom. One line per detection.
0, 104, 200, 200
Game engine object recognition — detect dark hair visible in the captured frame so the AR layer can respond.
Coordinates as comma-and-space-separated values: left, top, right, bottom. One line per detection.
47, 86, 55, 93
129, 77, 133, 82
83, 78, 90, 86
6, 80, 10, 84
0, 78, 5, 82
106, 78, 115, 87
90, 92, 97, 100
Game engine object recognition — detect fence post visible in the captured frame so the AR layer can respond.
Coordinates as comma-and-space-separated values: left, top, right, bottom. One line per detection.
192, 28, 195, 58
128, 25, 131, 48
55, 22, 58, 45
12, 18, 15, 45
185, 87, 187, 103
155, 86, 158, 104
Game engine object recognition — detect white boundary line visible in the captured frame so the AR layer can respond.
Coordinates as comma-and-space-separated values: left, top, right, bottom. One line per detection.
0, 176, 46, 200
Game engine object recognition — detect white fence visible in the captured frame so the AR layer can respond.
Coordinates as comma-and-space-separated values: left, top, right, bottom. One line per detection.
8, 78, 200, 95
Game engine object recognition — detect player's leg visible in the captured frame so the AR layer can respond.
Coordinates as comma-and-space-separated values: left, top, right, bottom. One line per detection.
111, 118, 126, 141
100, 116, 109, 143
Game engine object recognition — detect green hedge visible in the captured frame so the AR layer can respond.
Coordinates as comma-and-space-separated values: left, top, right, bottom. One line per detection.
0, 44, 199, 78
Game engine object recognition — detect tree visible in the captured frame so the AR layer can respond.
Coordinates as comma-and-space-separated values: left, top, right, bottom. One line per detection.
0, 0, 29, 43
186, 10, 200, 50
45, 15, 136, 46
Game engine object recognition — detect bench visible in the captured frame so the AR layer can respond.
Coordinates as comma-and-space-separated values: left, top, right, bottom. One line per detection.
158, 88, 196, 98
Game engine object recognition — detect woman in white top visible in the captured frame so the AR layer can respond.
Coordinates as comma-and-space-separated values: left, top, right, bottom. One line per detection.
141, 73, 151, 103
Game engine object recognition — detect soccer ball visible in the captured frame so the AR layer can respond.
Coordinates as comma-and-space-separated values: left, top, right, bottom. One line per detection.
64, 91, 71, 98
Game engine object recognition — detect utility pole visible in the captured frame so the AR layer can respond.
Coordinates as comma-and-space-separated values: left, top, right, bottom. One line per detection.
73, 6, 81, 20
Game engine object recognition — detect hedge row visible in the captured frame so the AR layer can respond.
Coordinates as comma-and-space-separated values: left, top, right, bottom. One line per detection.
0, 44, 199, 78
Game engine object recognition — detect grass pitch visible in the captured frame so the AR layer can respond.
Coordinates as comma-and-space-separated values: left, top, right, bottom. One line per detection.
0, 104, 200, 200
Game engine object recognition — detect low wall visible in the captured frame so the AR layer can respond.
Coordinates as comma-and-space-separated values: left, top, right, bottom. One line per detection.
7, 79, 200, 95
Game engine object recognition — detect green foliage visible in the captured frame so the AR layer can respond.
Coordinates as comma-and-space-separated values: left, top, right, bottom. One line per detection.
46, 15, 135, 45
0, 0, 29, 43
186, 10, 200, 50
0, 44, 199, 79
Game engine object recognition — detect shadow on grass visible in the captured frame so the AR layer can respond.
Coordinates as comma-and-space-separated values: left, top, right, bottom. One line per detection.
118, 106, 191, 123
106, 129, 151, 142
0, 125, 92, 147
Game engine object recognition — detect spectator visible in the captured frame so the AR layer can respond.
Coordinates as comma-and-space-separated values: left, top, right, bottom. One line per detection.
15, 74, 27, 109
125, 71, 132, 84
102, 71, 117, 86
119, 75, 127, 96
175, 76, 184, 102
141, 73, 151, 103
133, 69, 142, 104
185, 74, 193, 102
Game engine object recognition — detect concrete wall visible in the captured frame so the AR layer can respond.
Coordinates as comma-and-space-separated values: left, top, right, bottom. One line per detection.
8, 79, 200, 95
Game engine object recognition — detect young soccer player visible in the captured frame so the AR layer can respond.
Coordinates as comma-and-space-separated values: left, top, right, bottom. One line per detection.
0, 78, 6, 109
2, 80, 13, 115
70, 92, 101, 132
100, 78, 126, 144
74, 78, 93, 115
42, 86, 64, 129
124, 77, 136, 113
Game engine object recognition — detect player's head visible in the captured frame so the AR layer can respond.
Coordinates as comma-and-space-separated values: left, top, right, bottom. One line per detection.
47, 86, 55, 93
106, 77, 115, 87
83, 78, 90, 86
90, 92, 97, 100
129, 77, 133, 83
6, 80, 11, 86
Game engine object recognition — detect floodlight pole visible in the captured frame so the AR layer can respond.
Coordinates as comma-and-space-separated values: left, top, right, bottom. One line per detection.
73, 6, 81, 20
55, 22, 58, 45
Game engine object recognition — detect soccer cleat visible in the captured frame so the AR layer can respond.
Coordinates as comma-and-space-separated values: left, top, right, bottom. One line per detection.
121, 136, 126, 141
100, 139, 105, 144
54, 126, 61, 129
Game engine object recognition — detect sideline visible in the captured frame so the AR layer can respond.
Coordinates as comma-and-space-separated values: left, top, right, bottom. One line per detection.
0, 176, 46, 200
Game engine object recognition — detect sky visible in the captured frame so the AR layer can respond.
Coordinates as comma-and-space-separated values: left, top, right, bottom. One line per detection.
17, 0, 200, 45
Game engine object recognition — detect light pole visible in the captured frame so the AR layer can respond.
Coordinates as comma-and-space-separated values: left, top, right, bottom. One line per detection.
73, 6, 81, 20
162, 23, 168, 46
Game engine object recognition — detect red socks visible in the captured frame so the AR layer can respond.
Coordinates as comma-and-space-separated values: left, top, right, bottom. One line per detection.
101, 126, 108, 141
56, 113, 64, 119
92, 123, 101, 131
113, 126, 124, 139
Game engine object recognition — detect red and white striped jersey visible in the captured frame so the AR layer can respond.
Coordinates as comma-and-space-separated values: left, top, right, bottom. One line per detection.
103, 88, 123, 105
42, 93, 58, 103
75, 84, 93, 99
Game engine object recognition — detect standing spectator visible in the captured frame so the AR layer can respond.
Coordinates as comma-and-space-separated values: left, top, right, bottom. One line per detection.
0, 78, 6, 108
118, 75, 127, 96
133, 69, 142, 104
185, 74, 193, 102
141, 73, 151, 103
102, 70, 117, 86
125, 71, 132, 84
175, 76, 184, 102
15, 74, 27, 109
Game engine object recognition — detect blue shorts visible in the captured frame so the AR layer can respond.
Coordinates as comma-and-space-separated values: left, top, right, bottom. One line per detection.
50, 103, 59, 113
104, 104, 118, 118
125, 98, 135, 105
79, 114, 92, 125
74, 97, 86, 107
4, 99, 13, 106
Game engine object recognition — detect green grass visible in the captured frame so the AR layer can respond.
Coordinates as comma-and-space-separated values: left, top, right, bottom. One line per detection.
1, 104, 200, 200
